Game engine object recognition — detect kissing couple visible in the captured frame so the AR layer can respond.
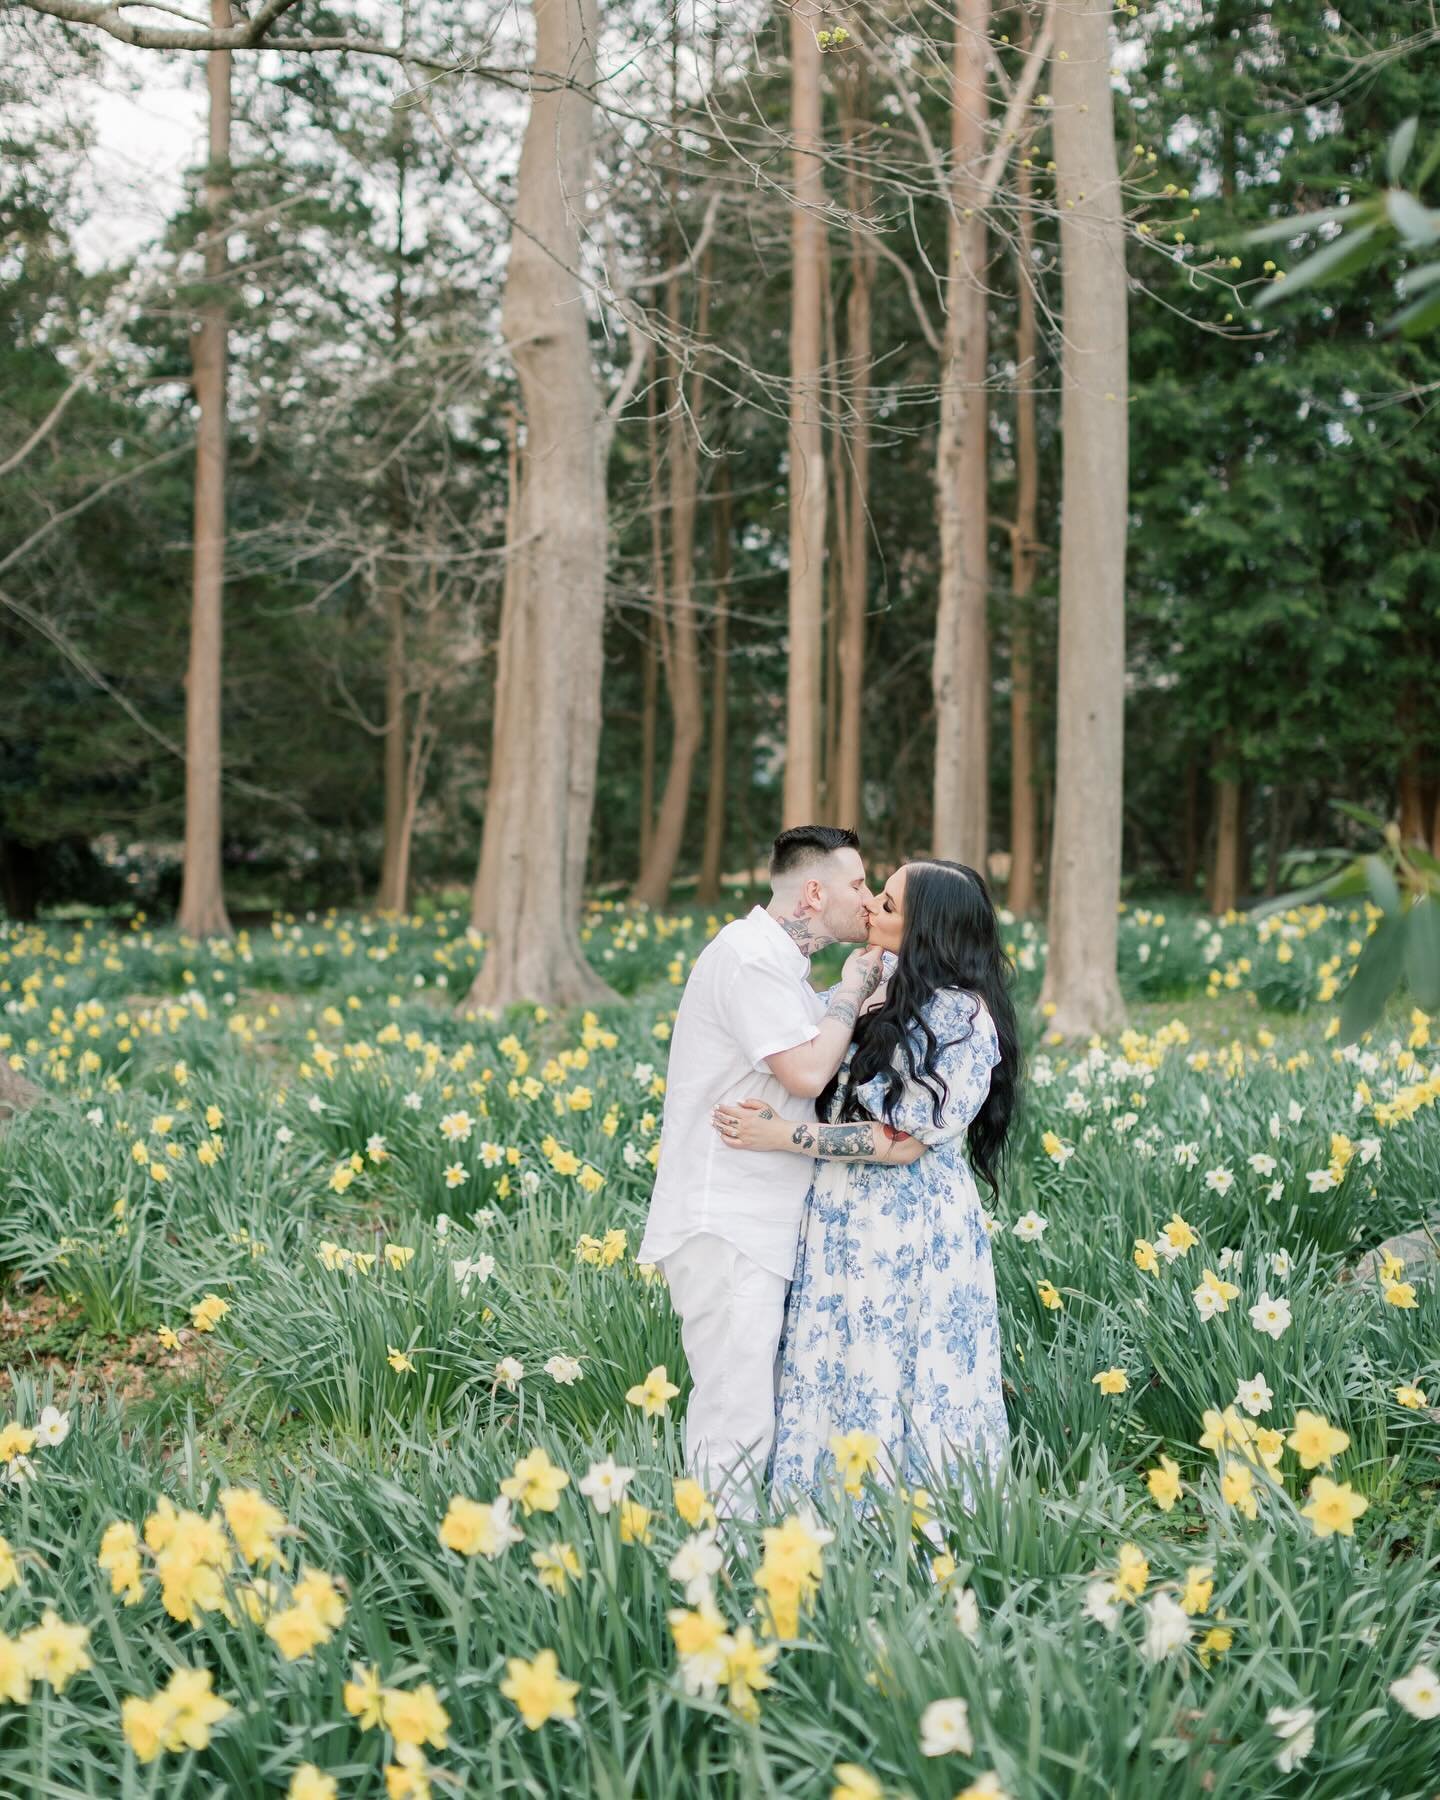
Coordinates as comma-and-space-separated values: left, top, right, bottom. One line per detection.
638, 825, 1020, 1521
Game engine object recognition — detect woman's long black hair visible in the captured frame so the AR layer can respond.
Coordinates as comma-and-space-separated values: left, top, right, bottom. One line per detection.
819, 859, 1022, 1199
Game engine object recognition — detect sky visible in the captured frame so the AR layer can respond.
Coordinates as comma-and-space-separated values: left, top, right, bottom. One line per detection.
71, 44, 206, 271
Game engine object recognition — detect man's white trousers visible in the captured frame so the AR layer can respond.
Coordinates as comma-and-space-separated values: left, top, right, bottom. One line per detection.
661, 1232, 788, 1521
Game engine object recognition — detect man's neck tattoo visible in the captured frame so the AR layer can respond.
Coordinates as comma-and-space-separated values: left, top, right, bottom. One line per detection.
773, 909, 835, 958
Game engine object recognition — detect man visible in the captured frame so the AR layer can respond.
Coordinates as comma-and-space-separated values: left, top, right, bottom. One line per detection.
638, 825, 883, 1519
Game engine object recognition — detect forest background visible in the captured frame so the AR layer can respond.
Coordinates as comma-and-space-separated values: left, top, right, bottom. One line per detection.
3, 0, 1437, 1024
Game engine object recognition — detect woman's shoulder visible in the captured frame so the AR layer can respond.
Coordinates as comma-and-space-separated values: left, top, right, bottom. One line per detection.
925, 988, 999, 1053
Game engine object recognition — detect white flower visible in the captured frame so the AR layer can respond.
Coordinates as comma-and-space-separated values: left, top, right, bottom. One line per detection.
1173, 1141, 1200, 1169
1249, 1293, 1292, 1340
451, 1254, 496, 1296
1012, 1211, 1048, 1242
622, 1143, 643, 1170
306, 1096, 325, 1115
403, 1091, 423, 1110
3, 1454, 37, 1488
471, 1208, 497, 1229
668, 1530, 723, 1604
1204, 1166, 1235, 1196
1389, 1663, 1440, 1720
1154, 1233, 1184, 1264
1217, 1246, 1243, 1273
520, 1171, 541, 1196
1142, 1591, 1191, 1662
1271, 1248, 1292, 1279
1357, 1137, 1382, 1166
34, 1405, 70, 1448
1267, 1703, 1317, 1772
919, 1697, 973, 1757
1266, 1180, 1284, 1202
479, 1141, 505, 1168
1248, 1152, 1277, 1177
979, 1211, 999, 1237
1306, 1168, 1338, 1194
493, 1356, 524, 1389
578, 1457, 635, 1516
1063, 1090, 1090, 1116
1234, 1373, 1273, 1417
631, 1062, 655, 1085
1268, 1111, 1282, 1140
85, 1107, 103, 1126
1287, 1100, 1305, 1124
434, 1213, 451, 1238
366, 1134, 387, 1157
1193, 1284, 1225, 1322
953, 1586, 981, 1641
544, 1354, 583, 1386
276, 1125, 294, 1143
1082, 1577, 1121, 1631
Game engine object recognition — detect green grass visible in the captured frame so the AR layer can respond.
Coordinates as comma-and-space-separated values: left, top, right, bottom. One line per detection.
0, 898, 1435, 1796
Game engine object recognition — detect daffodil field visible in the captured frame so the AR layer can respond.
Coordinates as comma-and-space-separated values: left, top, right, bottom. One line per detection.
0, 899, 1438, 1799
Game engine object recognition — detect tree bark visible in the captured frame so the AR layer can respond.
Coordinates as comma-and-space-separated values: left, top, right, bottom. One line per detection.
376, 571, 410, 912
177, 0, 234, 940
833, 59, 871, 832
697, 463, 733, 904
471, 405, 520, 936
1181, 751, 1201, 894
1040, 0, 1127, 1036
782, 1, 826, 827
376, 129, 412, 916
631, 252, 711, 908
1007, 100, 1040, 917
932, 0, 990, 869
1210, 769, 1242, 914
463, 0, 613, 1010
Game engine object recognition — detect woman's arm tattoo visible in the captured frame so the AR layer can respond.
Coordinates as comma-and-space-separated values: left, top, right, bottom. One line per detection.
788, 1121, 921, 1161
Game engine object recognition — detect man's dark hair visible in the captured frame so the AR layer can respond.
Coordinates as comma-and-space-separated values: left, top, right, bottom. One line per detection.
769, 824, 861, 881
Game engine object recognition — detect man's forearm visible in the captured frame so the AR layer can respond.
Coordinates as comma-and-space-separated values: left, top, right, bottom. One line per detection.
784, 1120, 921, 1164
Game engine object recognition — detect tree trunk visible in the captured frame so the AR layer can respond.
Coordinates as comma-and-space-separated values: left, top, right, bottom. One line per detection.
376, 573, 410, 912
1398, 741, 1426, 845
376, 130, 412, 916
834, 60, 871, 832
471, 405, 521, 936
1210, 772, 1242, 914
1007, 102, 1040, 917
631, 253, 711, 908
177, 0, 234, 941
782, 1, 826, 827
697, 464, 733, 903
1040, 0, 1128, 1036
931, 0, 990, 869
463, 0, 613, 1010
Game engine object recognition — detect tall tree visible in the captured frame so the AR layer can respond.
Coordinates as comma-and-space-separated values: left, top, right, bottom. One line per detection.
782, 0, 826, 827
697, 460, 733, 903
464, 0, 613, 1008
931, 0, 990, 871
177, 0, 235, 939
1007, 97, 1041, 916
832, 57, 873, 832
1041, 0, 1127, 1034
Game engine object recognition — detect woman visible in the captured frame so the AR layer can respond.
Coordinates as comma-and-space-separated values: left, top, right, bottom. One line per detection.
713, 858, 1020, 1502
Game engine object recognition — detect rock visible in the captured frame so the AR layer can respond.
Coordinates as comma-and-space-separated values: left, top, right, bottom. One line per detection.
0, 1061, 42, 1123
1348, 1219, 1440, 1285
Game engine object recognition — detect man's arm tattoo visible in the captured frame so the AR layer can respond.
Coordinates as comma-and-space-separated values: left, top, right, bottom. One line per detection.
815, 1123, 874, 1157
825, 994, 858, 1029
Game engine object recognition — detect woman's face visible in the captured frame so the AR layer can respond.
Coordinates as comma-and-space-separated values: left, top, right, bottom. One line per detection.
863, 865, 907, 954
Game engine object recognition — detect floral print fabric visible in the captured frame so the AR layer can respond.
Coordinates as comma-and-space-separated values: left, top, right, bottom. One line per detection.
771, 986, 1010, 1499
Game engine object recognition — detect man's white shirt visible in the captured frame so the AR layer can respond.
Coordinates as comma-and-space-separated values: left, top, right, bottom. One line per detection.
638, 907, 827, 1281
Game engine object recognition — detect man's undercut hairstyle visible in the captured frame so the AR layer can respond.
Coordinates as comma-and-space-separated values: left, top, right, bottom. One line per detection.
769, 825, 861, 883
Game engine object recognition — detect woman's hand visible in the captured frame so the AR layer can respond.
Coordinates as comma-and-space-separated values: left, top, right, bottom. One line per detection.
711, 1099, 796, 1153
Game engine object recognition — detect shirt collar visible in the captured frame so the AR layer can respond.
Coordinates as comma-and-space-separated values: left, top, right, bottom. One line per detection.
750, 905, 810, 973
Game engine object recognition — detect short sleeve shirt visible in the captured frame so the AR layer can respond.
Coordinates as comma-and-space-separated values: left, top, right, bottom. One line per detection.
638, 907, 827, 1280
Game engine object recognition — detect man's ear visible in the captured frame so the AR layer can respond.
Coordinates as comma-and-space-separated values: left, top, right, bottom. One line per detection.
802, 875, 824, 914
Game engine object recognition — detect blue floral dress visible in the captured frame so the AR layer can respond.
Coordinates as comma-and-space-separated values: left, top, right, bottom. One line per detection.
770, 986, 1009, 1500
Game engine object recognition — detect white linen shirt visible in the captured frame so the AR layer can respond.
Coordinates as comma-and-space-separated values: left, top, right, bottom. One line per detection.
638, 906, 827, 1281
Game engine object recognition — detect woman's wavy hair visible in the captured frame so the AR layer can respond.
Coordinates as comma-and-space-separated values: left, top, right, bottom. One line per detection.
820, 859, 1021, 1199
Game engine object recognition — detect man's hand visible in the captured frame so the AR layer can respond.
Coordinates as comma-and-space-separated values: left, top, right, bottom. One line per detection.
841, 945, 884, 1004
